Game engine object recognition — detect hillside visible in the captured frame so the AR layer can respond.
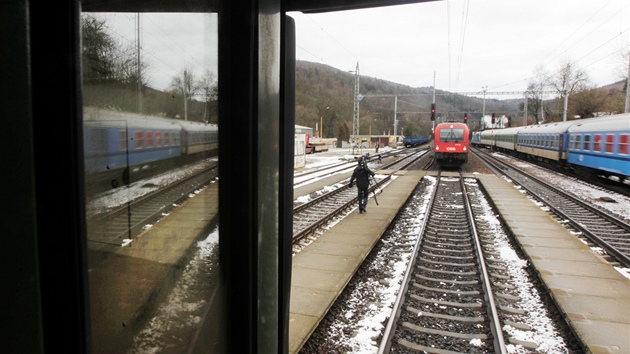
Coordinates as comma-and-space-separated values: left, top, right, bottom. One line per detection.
295, 60, 519, 139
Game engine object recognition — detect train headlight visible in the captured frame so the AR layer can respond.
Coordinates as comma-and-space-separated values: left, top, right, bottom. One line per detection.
435, 145, 440, 151
463, 146, 467, 151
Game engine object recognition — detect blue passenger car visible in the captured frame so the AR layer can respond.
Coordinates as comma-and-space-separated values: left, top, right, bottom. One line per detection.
567, 114, 630, 180
515, 121, 574, 162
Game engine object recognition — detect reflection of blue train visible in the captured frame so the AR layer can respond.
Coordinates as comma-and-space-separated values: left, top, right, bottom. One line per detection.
472, 113, 630, 182
83, 107, 218, 191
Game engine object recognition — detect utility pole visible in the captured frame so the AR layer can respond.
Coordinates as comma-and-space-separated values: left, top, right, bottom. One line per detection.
481, 86, 487, 122
393, 95, 398, 141
352, 62, 360, 150
524, 96, 528, 126
540, 83, 545, 123
432, 72, 436, 130
136, 13, 143, 114
184, 70, 188, 121
562, 63, 570, 121
625, 56, 630, 113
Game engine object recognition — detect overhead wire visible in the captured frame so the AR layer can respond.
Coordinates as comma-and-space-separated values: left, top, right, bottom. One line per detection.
528, 1, 628, 87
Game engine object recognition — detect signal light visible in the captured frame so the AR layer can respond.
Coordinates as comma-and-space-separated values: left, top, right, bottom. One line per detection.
507, 116, 511, 127
464, 113, 468, 124
491, 113, 495, 124
430, 103, 436, 121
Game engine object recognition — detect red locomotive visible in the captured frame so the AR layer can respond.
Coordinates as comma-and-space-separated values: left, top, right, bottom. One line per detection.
433, 122, 470, 166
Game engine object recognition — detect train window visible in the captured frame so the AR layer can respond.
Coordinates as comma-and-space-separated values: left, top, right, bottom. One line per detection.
146, 131, 154, 147
584, 134, 591, 151
594, 134, 602, 152
119, 130, 127, 151
81, 11, 221, 353
620, 134, 629, 155
135, 131, 144, 149
575, 134, 582, 150
605, 134, 614, 153
439, 127, 465, 142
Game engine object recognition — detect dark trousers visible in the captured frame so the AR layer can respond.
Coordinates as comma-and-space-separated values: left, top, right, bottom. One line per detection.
357, 187, 369, 210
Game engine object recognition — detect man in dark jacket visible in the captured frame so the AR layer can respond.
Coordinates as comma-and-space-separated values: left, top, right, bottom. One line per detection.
348, 156, 375, 213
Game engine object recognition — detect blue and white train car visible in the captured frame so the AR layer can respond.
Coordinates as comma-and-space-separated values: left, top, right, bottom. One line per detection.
83, 108, 184, 180
470, 131, 482, 146
515, 121, 574, 162
83, 107, 218, 190
567, 114, 630, 180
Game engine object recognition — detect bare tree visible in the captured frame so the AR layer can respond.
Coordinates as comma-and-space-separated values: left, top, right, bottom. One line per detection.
549, 61, 590, 120
81, 15, 118, 83
197, 70, 218, 123
170, 67, 199, 120
522, 65, 550, 124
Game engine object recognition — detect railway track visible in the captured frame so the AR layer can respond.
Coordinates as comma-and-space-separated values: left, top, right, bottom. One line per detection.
379, 174, 506, 353
474, 149, 630, 268
292, 150, 428, 251
357, 173, 573, 353
86, 165, 218, 250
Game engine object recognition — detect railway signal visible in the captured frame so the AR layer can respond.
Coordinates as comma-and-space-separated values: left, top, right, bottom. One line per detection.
491, 113, 495, 125
431, 103, 436, 121
507, 116, 511, 127
464, 113, 468, 124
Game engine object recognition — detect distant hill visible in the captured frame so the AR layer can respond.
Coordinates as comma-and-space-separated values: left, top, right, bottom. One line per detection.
599, 79, 626, 92
295, 60, 520, 138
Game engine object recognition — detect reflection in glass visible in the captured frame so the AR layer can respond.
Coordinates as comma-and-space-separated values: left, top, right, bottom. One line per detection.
80, 12, 221, 353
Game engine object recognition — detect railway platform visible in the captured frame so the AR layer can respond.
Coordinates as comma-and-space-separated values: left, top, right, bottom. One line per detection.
87, 183, 219, 353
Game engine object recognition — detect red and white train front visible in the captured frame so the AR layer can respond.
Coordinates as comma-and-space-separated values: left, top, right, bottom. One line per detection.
433, 122, 470, 166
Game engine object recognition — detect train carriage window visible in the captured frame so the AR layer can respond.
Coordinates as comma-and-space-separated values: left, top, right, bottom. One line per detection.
146, 131, 154, 147
594, 134, 602, 152
605, 134, 614, 153
584, 134, 591, 151
620, 134, 629, 155
119, 130, 127, 151
81, 11, 220, 353
135, 131, 144, 149
575, 134, 582, 150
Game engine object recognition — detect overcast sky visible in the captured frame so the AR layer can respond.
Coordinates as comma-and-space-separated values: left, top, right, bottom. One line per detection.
289, 0, 629, 97
94, 0, 628, 99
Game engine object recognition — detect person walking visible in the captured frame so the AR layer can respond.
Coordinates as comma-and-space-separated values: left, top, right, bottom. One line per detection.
348, 156, 375, 213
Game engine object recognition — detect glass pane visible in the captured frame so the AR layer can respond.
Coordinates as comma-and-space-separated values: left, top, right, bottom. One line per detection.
620, 134, 629, 155
439, 128, 465, 142
80, 12, 221, 353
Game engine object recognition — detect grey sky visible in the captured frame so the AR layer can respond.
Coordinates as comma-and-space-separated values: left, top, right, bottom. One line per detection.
289, 0, 629, 98
92, 0, 628, 98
